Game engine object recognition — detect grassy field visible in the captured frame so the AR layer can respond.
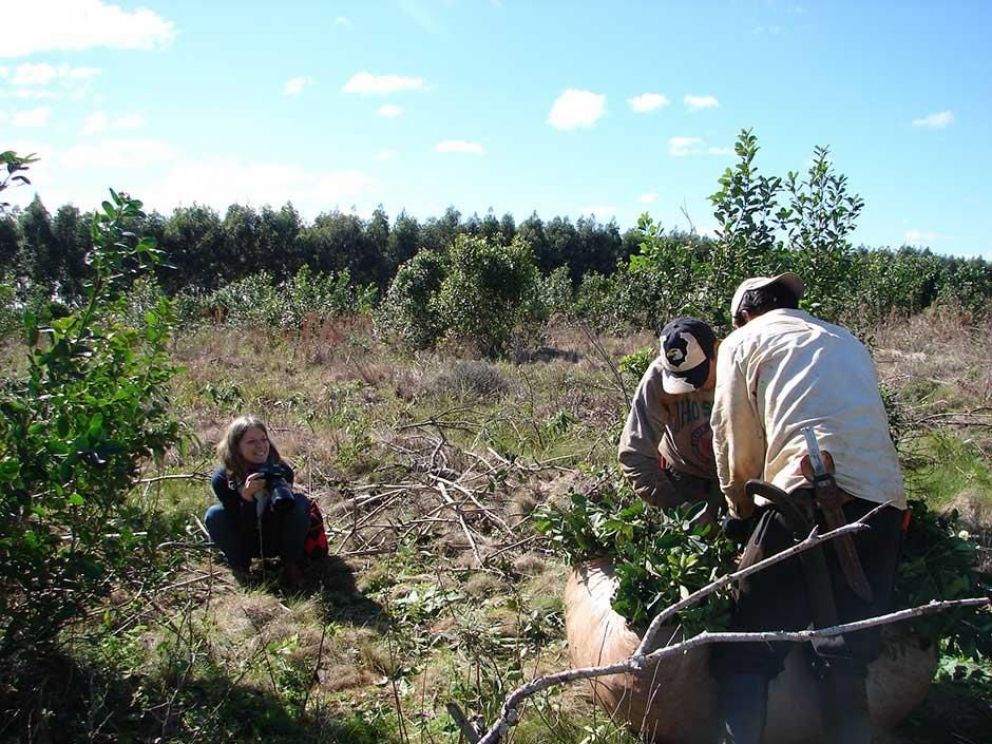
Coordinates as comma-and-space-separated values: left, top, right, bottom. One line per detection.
3, 311, 991, 743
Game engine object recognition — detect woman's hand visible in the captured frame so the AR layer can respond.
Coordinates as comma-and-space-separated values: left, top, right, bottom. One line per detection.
240, 473, 267, 502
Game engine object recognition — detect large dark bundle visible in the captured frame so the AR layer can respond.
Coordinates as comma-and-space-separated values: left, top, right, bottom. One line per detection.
565, 559, 938, 744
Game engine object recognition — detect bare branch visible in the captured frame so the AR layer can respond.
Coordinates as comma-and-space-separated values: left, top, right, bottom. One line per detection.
476, 595, 990, 744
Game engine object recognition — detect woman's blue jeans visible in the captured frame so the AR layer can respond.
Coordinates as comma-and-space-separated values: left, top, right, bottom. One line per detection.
204, 492, 310, 570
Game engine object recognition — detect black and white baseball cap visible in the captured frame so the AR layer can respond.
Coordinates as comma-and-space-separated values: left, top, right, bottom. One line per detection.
659, 317, 716, 394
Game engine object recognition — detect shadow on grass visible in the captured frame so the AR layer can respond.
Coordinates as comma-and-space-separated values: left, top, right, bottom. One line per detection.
311, 554, 387, 630
0, 647, 396, 744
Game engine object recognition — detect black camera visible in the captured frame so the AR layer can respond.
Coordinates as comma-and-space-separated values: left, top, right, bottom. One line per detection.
255, 463, 295, 514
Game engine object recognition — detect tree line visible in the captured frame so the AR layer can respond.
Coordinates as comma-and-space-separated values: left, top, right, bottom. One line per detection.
0, 198, 637, 300
2, 131, 991, 349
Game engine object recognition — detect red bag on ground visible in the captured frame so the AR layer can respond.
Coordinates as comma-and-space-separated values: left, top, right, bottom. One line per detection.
303, 497, 329, 561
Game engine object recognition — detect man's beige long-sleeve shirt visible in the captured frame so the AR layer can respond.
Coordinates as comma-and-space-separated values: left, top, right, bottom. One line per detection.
711, 308, 906, 518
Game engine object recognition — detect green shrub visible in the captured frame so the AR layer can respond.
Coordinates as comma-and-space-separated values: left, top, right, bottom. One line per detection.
379, 235, 544, 358
618, 346, 655, 387
534, 478, 736, 634
436, 234, 544, 357
539, 265, 574, 317
895, 500, 992, 658
377, 249, 448, 349
0, 273, 18, 337
176, 266, 376, 329
572, 272, 621, 331
0, 190, 180, 656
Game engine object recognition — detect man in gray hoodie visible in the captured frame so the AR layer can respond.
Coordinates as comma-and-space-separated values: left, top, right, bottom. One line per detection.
617, 317, 723, 525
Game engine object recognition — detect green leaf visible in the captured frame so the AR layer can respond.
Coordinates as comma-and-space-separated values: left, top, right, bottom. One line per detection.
0, 459, 20, 482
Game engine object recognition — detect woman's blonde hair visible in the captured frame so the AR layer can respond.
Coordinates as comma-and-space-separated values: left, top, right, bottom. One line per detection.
216, 415, 284, 481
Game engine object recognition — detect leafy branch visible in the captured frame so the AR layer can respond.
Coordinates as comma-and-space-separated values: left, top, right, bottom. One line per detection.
0, 150, 38, 212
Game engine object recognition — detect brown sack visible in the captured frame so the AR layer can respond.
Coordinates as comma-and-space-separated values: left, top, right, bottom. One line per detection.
564, 559, 937, 744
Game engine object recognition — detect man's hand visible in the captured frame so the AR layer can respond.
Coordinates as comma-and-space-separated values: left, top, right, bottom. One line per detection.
722, 514, 756, 544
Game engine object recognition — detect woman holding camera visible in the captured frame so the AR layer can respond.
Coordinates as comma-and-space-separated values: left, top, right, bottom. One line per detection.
204, 415, 311, 585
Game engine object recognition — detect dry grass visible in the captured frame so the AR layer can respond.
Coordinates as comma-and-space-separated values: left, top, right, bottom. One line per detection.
2, 310, 989, 743
873, 309, 992, 409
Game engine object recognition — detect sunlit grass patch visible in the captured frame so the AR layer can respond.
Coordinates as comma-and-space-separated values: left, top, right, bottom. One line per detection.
904, 431, 992, 510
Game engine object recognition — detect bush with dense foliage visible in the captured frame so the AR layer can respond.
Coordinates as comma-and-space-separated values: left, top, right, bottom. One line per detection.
0, 190, 180, 656
379, 234, 544, 357
172, 264, 377, 329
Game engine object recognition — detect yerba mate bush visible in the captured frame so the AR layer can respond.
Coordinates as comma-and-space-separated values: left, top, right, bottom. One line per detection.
379, 233, 544, 357
0, 190, 180, 655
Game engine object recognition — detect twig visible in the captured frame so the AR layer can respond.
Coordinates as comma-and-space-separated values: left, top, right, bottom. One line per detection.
482, 534, 543, 565
580, 322, 631, 411
436, 481, 484, 566
138, 472, 210, 484
430, 474, 513, 535
301, 621, 328, 717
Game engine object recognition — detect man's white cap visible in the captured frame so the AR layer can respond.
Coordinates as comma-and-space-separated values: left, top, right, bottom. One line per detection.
730, 272, 805, 318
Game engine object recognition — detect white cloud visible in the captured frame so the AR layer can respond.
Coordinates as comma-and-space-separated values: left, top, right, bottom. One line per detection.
312, 171, 378, 204
668, 136, 730, 157
114, 113, 144, 130
582, 206, 616, 220
627, 93, 670, 113
83, 111, 109, 134
283, 76, 311, 96
12, 63, 58, 86
12, 107, 50, 127
61, 139, 177, 169
2, 63, 101, 101
904, 229, 950, 243
334, 16, 352, 27
83, 111, 145, 135
142, 158, 377, 216
669, 136, 703, 157
547, 89, 606, 130
342, 72, 426, 95
435, 140, 485, 154
375, 149, 397, 162
10, 63, 99, 87
684, 94, 720, 111
0, 0, 175, 57
912, 110, 954, 129
638, 192, 658, 204
377, 104, 404, 118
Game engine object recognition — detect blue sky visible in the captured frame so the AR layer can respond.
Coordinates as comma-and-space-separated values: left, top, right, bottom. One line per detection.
2, 0, 990, 258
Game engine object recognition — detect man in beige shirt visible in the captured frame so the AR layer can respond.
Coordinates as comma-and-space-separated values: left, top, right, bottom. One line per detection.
711, 273, 906, 744
618, 317, 722, 524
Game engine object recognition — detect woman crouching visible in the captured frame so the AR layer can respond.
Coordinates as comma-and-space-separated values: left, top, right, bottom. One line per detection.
205, 415, 311, 586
